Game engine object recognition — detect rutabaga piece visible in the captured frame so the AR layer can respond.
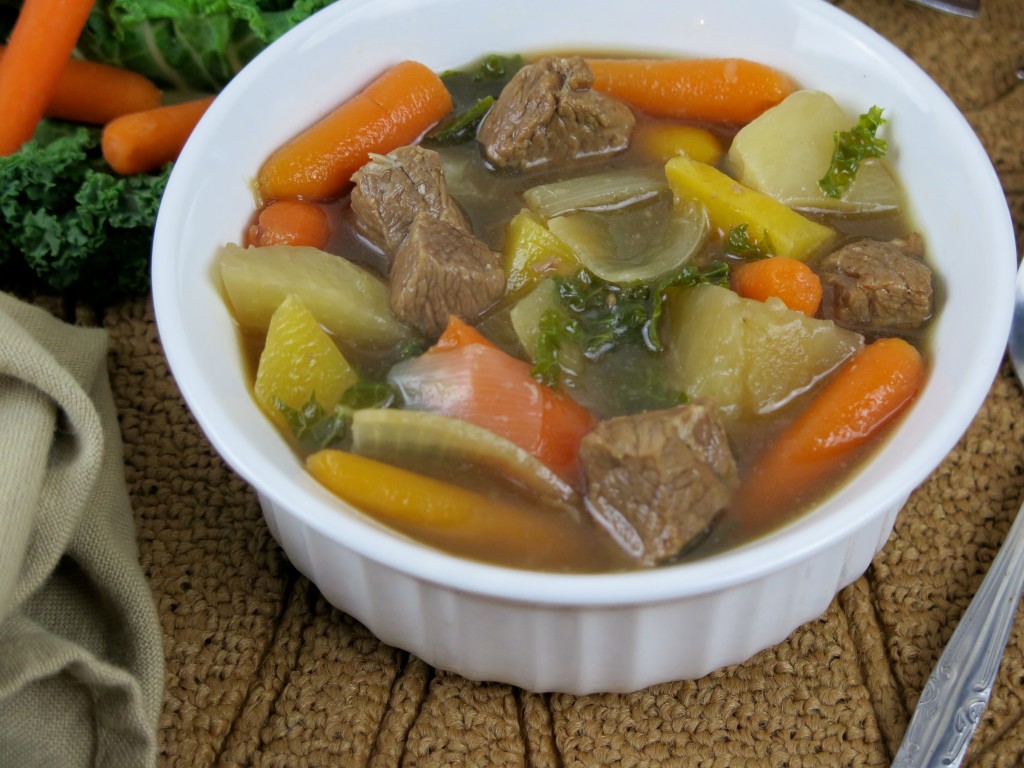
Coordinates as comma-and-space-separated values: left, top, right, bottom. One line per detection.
664, 284, 864, 422
502, 209, 579, 297
726, 90, 901, 214
664, 154, 836, 262
217, 242, 412, 348
254, 294, 358, 428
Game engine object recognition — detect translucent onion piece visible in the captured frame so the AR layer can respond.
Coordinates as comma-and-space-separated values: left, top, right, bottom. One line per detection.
523, 170, 668, 219
547, 196, 709, 284
350, 408, 579, 507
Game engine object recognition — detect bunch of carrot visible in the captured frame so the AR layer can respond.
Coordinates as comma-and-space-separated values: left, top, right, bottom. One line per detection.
0, 0, 213, 173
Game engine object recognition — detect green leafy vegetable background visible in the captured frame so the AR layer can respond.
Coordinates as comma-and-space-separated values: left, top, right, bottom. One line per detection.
0, 0, 334, 303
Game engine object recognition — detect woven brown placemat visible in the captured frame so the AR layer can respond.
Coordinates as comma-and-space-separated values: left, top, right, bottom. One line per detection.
34, 0, 1024, 764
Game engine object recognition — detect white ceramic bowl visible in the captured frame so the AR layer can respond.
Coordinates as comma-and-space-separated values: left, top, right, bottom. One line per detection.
152, 0, 1017, 693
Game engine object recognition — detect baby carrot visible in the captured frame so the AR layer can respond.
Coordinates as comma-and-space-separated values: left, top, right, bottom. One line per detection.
257, 60, 453, 202
102, 95, 215, 175
731, 256, 823, 316
734, 337, 924, 528
0, 0, 97, 155
306, 450, 599, 569
0, 44, 161, 125
586, 58, 796, 126
248, 199, 331, 249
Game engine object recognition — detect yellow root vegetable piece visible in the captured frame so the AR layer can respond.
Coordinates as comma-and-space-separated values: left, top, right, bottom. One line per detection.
254, 294, 358, 427
665, 155, 835, 261
634, 123, 723, 165
503, 209, 578, 296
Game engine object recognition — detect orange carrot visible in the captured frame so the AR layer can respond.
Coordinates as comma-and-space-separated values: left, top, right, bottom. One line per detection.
731, 256, 823, 316
0, 0, 97, 155
257, 60, 453, 202
585, 58, 796, 125
0, 44, 161, 125
428, 314, 495, 353
306, 450, 603, 570
102, 95, 215, 175
248, 199, 331, 249
389, 316, 597, 485
734, 337, 925, 527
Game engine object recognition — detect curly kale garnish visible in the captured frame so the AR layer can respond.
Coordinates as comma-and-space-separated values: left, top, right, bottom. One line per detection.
274, 394, 352, 452
275, 382, 398, 451
725, 223, 775, 260
818, 106, 887, 199
0, 121, 169, 302
530, 260, 730, 386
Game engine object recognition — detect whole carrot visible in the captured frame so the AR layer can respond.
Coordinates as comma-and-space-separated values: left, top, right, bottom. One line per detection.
731, 256, 823, 316
102, 95, 215, 175
586, 58, 795, 126
0, 0, 97, 155
257, 60, 453, 202
306, 450, 600, 569
734, 337, 924, 528
0, 44, 162, 125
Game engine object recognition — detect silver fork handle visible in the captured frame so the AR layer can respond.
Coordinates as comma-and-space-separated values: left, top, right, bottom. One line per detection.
892, 502, 1024, 767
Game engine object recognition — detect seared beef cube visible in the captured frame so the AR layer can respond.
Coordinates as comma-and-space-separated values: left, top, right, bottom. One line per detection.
580, 400, 738, 566
477, 56, 635, 171
350, 145, 471, 256
389, 212, 505, 337
817, 234, 933, 330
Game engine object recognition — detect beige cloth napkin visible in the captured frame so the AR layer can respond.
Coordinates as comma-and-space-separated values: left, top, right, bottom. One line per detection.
0, 291, 163, 767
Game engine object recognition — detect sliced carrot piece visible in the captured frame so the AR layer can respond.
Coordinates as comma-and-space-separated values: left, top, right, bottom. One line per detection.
731, 256, 823, 316
248, 199, 331, 249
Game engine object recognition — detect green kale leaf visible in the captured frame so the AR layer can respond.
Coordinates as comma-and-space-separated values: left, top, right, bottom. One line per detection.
424, 54, 523, 146
818, 106, 887, 199
725, 223, 774, 260
530, 261, 730, 386
0, 121, 170, 303
80, 0, 336, 93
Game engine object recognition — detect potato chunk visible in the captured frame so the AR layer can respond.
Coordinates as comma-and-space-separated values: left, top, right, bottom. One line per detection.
726, 90, 902, 215
664, 284, 863, 421
254, 294, 358, 428
218, 242, 412, 348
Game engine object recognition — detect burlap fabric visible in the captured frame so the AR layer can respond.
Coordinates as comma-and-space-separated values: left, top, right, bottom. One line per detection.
12, 0, 1024, 764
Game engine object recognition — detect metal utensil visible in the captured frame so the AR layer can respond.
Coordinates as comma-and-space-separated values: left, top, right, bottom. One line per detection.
907, 0, 980, 17
891, 263, 1024, 767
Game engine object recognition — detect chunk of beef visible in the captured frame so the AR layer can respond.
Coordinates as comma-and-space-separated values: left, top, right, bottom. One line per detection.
817, 234, 933, 330
389, 212, 505, 337
350, 145, 471, 257
477, 56, 635, 172
579, 400, 738, 566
